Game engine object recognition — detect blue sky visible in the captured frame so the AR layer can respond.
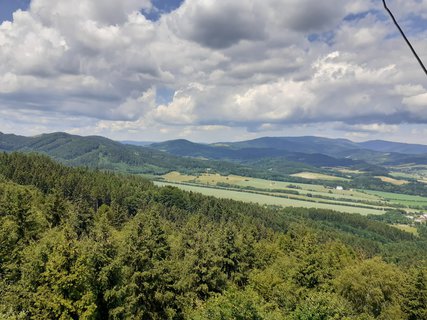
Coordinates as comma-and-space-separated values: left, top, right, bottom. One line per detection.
0, 0, 29, 22
0, 0, 426, 143
147, 0, 184, 20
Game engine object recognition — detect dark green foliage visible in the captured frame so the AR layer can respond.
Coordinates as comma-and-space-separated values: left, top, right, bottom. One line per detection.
109, 211, 177, 319
368, 210, 411, 224
289, 292, 353, 320
1, 152, 427, 319
403, 269, 427, 320
189, 287, 282, 320
334, 258, 406, 318
0, 132, 269, 178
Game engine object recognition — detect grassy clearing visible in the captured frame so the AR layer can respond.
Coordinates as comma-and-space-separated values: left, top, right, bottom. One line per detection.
290, 172, 349, 181
392, 224, 418, 236
375, 176, 409, 186
389, 172, 418, 180
154, 181, 385, 216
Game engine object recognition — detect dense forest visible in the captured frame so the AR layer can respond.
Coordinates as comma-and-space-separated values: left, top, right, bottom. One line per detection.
1, 152, 427, 319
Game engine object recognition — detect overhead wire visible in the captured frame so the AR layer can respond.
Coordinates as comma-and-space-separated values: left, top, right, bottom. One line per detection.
382, 0, 427, 76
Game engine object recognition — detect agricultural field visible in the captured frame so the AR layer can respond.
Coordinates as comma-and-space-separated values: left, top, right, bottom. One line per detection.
154, 181, 386, 215
161, 172, 378, 202
290, 172, 349, 181
364, 190, 427, 208
389, 165, 427, 184
375, 176, 409, 185
389, 172, 419, 180
156, 172, 427, 215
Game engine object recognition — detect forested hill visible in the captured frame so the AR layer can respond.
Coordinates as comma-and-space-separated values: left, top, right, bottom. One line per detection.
1, 152, 426, 319
0, 132, 361, 173
0, 132, 260, 176
0, 132, 373, 179
151, 136, 427, 165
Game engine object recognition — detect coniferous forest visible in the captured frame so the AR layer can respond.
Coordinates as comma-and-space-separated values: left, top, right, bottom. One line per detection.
1, 152, 427, 319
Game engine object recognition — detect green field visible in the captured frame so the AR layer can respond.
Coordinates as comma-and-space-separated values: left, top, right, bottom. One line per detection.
162, 172, 379, 202
363, 190, 427, 208
389, 172, 419, 180
156, 172, 427, 216
389, 165, 427, 184
154, 181, 386, 215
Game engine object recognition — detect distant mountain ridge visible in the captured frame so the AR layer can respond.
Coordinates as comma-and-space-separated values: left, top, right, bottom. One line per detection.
221, 136, 427, 155
359, 140, 427, 154
1, 132, 427, 175
150, 138, 359, 167
225, 136, 360, 155
121, 140, 154, 147
0, 132, 251, 175
149, 136, 427, 166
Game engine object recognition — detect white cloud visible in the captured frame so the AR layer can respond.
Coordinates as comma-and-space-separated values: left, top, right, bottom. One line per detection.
0, 0, 426, 142
337, 123, 399, 134
403, 93, 427, 120
30, 0, 152, 26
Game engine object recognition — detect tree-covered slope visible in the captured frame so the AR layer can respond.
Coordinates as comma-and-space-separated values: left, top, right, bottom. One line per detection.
0, 132, 358, 178
0, 152, 426, 319
226, 136, 360, 155
151, 136, 427, 166
0, 132, 263, 176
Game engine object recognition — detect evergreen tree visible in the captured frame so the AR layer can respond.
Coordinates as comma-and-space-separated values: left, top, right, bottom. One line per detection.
110, 210, 176, 319
403, 269, 427, 320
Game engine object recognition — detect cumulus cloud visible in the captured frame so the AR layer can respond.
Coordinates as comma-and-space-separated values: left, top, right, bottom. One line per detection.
167, 0, 348, 49
271, 0, 346, 32
336, 123, 399, 134
169, 0, 267, 49
152, 51, 421, 127
0, 0, 426, 142
30, 0, 152, 26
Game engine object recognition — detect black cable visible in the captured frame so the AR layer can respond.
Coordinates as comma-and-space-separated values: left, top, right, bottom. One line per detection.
383, 0, 427, 76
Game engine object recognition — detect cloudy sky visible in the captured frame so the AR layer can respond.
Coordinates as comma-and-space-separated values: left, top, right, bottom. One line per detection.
0, 0, 426, 143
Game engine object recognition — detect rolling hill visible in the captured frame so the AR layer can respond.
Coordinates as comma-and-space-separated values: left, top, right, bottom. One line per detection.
359, 140, 427, 154
3, 131, 427, 183
3, 131, 427, 197
150, 136, 427, 166
0, 132, 357, 177
0, 132, 255, 176
150, 138, 363, 167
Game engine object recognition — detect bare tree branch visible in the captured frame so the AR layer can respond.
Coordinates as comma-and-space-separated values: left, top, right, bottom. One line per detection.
383, 0, 427, 76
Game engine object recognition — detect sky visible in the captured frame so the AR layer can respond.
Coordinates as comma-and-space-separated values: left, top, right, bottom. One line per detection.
0, 0, 426, 143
